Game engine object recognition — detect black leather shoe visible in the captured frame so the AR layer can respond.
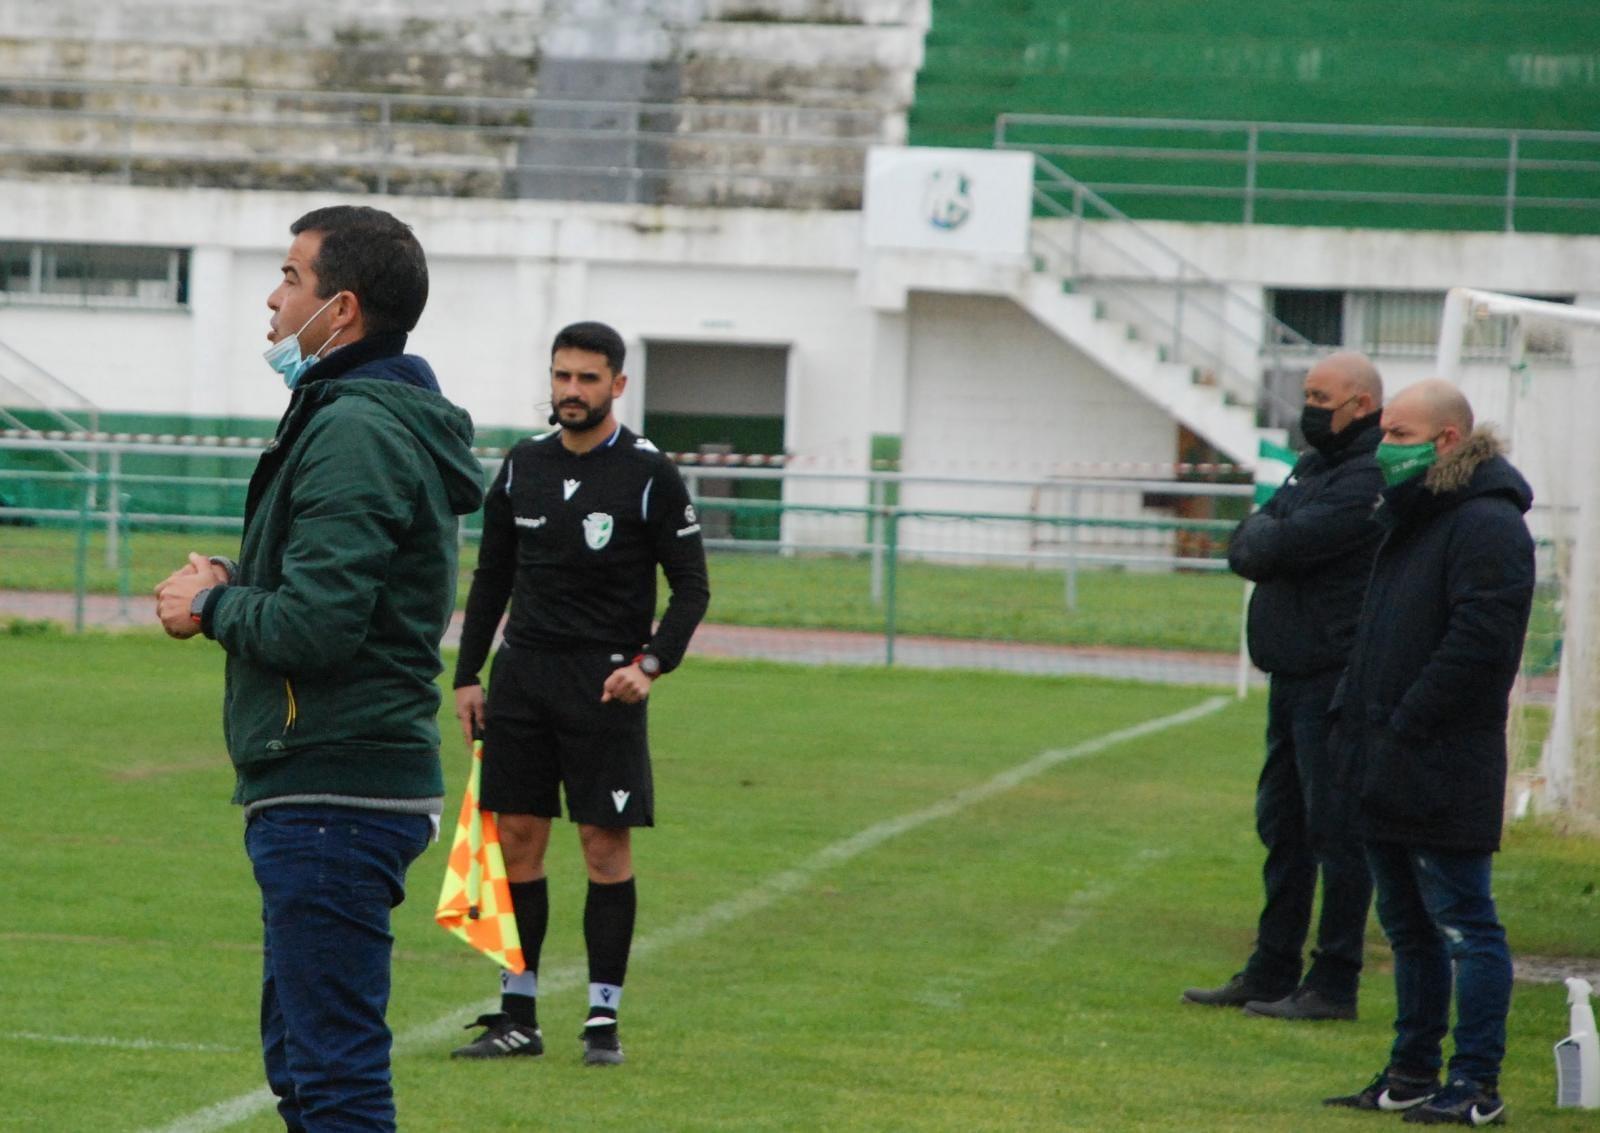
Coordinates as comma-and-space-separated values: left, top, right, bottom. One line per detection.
1244, 986, 1357, 1021
1181, 973, 1287, 1008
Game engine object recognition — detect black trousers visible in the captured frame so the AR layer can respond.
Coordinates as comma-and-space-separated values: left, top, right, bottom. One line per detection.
1242, 668, 1373, 1001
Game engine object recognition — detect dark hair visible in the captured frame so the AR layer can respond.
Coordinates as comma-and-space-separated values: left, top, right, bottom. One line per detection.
290, 205, 428, 336
552, 321, 625, 373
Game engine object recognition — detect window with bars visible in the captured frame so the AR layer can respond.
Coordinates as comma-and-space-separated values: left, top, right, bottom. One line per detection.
0, 241, 189, 308
1269, 289, 1343, 347
1267, 288, 1574, 361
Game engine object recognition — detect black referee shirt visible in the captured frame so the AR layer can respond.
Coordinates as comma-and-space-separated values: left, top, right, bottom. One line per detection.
454, 424, 710, 687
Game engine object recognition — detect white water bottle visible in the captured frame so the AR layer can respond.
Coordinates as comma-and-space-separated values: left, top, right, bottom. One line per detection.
1555, 976, 1600, 1108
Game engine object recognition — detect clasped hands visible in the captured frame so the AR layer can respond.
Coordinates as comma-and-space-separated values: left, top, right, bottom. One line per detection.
153, 553, 229, 640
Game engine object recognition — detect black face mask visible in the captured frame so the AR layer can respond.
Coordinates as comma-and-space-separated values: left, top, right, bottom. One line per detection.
1299, 396, 1360, 453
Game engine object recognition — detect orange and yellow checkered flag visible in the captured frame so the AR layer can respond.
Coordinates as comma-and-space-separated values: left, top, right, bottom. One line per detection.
435, 738, 525, 972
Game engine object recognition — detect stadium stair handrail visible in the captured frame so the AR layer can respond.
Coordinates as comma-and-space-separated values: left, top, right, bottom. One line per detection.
0, 338, 99, 477
994, 112, 1600, 233
1020, 154, 1308, 424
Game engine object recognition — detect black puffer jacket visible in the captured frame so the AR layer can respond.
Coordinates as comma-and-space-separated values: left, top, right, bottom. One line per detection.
1338, 430, 1535, 852
1228, 417, 1383, 676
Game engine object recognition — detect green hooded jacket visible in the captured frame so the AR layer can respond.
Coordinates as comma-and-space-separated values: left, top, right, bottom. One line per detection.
200, 339, 484, 806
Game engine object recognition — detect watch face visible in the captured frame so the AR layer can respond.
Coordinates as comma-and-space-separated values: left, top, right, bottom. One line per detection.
639, 654, 662, 677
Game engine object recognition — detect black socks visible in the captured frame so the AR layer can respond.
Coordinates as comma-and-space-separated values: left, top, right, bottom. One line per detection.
500, 878, 549, 1027
584, 877, 637, 1027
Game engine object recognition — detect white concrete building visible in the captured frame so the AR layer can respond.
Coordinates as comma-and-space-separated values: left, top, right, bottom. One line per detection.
4, 168, 1597, 556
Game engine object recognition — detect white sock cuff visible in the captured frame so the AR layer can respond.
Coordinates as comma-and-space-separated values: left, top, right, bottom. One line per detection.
588, 982, 623, 1014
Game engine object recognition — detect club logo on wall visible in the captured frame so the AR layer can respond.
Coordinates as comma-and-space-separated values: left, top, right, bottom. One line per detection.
923, 168, 974, 231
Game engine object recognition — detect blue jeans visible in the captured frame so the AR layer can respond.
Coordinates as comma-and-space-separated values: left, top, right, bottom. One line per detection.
1366, 841, 1511, 1086
246, 805, 431, 1132
1244, 669, 1373, 1001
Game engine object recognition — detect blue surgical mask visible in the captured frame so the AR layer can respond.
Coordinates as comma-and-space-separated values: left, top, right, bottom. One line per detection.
263, 295, 342, 390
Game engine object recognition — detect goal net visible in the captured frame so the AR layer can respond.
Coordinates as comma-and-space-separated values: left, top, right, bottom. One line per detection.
1436, 288, 1600, 828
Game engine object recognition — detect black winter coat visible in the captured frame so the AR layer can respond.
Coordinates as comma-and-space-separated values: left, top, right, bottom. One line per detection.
1228, 417, 1384, 676
1337, 431, 1535, 853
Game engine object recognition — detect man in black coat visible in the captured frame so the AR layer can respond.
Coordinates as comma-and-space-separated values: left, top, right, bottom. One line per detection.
1324, 379, 1534, 1125
1184, 352, 1384, 1020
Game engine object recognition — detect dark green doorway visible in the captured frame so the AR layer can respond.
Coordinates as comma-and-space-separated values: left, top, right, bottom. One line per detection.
640, 340, 788, 541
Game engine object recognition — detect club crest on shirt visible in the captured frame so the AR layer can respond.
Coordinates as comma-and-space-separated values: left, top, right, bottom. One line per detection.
583, 511, 614, 551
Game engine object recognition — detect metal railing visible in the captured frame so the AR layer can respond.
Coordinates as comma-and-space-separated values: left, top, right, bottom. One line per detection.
0, 432, 1252, 591
1024, 156, 1310, 423
0, 340, 100, 481
995, 113, 1600, 233
0, 78, 892, 209
1, 435, 1567, 701
0, 439, 1257, 679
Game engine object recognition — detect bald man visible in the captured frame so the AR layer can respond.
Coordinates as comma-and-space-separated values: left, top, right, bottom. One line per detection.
1184, 353, 1384, 1020
1323, 379, 1534, 1124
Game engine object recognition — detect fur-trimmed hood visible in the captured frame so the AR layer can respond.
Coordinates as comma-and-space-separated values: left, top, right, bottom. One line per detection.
1382, 426, 1533, 522
1424, 427, 1505, 494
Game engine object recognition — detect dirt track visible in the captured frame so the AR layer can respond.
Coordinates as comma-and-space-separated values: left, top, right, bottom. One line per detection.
0, 588, 1260, 687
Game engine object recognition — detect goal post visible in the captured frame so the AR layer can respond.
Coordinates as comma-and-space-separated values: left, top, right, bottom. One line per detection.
1436, 287, 1600, 825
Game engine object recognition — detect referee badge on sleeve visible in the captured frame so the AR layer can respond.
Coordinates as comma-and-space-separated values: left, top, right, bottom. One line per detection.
583, 511, 614, 550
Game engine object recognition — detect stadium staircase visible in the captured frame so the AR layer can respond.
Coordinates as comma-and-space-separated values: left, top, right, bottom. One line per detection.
0, 338, 101, 509
1017, 277, 1282, 467
1012, 158, 1302, 465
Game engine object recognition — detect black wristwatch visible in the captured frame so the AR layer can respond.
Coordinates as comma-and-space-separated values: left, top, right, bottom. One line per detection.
633, 652, 662, 678
190, 587, 213, 626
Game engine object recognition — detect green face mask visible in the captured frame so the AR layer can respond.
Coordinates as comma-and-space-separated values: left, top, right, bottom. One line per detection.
1375, 437, 1439, 487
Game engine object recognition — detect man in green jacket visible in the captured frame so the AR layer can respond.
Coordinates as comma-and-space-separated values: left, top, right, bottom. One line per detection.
156, 205, 483, 1133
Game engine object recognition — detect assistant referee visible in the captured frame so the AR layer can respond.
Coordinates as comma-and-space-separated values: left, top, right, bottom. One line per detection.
450, 321, 710, 1065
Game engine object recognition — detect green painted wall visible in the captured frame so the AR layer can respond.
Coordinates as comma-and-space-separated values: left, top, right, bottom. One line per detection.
910, 1, 1600, 232
0, 409, 517, 521
871, 432, 901, 507
642, 411, 783, 540
0, 409, 274, 520
641, 412, 784, 462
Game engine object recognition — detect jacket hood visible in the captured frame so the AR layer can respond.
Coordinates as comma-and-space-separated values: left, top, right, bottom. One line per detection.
367, 352, 441, 392
1424, 427, 1533, 512
328, 374, 485, 516
298, 331, 436, 390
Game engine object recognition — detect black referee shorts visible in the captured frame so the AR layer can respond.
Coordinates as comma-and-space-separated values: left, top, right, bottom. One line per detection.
480, 644, 654, 828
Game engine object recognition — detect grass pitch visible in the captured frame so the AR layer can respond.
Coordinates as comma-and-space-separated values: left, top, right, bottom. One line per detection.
0, 524, 1248, 652
2, 631, 1598, 1131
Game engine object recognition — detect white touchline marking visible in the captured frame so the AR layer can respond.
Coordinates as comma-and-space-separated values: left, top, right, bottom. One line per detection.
2, 1031, 241, 1054
138, 695, 1229, 1133
135, 1091, 279, 1133
911, 846, 1173, 1011
627, 695, 1230, 960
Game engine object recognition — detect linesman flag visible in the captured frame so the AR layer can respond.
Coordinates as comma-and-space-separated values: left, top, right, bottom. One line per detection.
1254, 437, 1298, 507
435, 738, 525, 972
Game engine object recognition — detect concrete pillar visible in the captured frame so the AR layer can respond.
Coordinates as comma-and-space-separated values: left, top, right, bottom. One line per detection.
867, 307, 909, 453
187, 244, 234, 420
